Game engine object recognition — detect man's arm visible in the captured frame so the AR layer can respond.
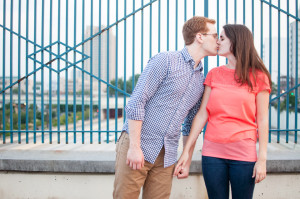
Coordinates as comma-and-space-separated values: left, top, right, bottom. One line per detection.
125, 53, 169, 170
126, 120, 144, 170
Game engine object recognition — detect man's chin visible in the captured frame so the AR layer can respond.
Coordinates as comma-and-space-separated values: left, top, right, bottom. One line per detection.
209, 52, 218, 56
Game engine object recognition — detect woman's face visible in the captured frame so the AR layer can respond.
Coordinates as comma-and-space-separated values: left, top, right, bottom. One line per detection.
217, 30, 233, 57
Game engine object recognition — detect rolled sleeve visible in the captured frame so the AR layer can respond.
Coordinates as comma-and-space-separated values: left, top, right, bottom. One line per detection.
125, 52, 169, 121
125, 105, 146, 120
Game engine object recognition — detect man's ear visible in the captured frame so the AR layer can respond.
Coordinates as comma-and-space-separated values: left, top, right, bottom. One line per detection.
195, 33, 204, 44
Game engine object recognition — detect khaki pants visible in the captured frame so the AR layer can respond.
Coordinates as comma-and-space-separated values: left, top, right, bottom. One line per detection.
113, 132, 175, 199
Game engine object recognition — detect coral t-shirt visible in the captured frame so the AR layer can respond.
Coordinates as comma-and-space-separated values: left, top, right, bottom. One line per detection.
202, 65, 271, 162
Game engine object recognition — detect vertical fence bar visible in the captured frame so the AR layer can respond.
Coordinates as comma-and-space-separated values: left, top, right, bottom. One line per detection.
252, 0, 254, 36
217, 0, 219, 67
226, 0, 228, 24
106, 0, 110, 143
243, 0, 245, 25
295, 0, 298, 143
149, 0, 152, 57
193, 0, 195, 16
25, 0, 29, 144
167, 0, 169, 51
10, 0, 14, 143
33, 0, 37, 144
226, 0, 228, 65
115, 0, 119, 143
269, 0, 272, 143
81, 0, 85, 144
175, 0, 178, 50
123, 0, 127, 124
141, 0, 144, 71
204, 0, 208, 76
184, 0, 186, 22
234, 0, 237, 23
156, 0, 158, 53
57, 0, 61, 144
277, 0, 281, 143
41, 0, 45, 143
18, 0, 21, 143
90, 0, 93, 144
66, 0, 69, 144
98, 0, 102, 143
73, 0, 77, 144
260, 1, 263, 58
2, 0, 6, 144
49, 0, 53, 144
286, 0, 290, 143
132, 0, 135, 101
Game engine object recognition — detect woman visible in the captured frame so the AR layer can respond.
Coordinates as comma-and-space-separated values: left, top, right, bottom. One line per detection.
174, 24, 271, 199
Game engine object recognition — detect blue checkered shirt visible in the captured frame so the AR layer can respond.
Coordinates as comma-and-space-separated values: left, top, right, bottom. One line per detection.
122, 47, 205, 167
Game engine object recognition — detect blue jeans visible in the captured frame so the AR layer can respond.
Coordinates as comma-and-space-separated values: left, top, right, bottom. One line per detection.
202, 156, 256, 199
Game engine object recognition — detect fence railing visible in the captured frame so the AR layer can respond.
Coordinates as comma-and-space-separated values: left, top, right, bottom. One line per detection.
0, 0, 299, 144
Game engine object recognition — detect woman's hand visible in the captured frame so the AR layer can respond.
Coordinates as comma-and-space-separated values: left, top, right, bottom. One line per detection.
173, 151, 190, 179
252, 159, 266, 183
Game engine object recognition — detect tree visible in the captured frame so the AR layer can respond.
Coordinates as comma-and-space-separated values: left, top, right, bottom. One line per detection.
271, 81, 277, 96
109, 74, 141, 96
275, 92, 298, 112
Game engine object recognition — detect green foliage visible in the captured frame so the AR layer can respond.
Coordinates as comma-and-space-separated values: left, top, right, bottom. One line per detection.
271, 81, 277, 95
52, 118, 58, 127
109, 74, 141, 96
84, 110, 90, 120
274, 92, 298, 113
12, 88, 19, 94
76, 112, 82, 121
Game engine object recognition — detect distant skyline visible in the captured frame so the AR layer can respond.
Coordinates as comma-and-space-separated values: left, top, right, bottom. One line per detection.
0, 0, 299, 90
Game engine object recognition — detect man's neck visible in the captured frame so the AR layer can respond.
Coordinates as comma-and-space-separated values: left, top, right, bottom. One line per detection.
186, 45, 205, 69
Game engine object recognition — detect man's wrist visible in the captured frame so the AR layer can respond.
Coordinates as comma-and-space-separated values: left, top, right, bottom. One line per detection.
129, 143, 141, 149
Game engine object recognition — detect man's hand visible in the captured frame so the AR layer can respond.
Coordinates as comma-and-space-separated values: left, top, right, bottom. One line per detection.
173, 151, 190, 179
126, 146, 145, 170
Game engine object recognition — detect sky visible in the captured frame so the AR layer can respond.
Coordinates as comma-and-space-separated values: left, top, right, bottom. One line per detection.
0, 0, 299, 90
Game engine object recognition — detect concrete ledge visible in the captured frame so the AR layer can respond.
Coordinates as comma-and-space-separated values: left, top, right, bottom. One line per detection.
1, 150, 300, 173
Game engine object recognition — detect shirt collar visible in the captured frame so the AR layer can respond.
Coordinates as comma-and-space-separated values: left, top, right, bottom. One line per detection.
181, 47, 203, 72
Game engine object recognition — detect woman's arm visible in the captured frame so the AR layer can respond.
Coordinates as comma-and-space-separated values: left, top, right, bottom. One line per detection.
252, 90, 270, 183
174, 86, 211, 179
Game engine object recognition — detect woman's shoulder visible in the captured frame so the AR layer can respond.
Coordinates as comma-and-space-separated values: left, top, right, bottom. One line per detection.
252, 70, 270, 82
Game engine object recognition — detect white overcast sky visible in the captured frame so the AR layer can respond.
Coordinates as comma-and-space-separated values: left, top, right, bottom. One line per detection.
0, 0, 299, 88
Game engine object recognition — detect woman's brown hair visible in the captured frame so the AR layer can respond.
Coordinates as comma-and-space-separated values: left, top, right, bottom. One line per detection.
223, 24, 272, 90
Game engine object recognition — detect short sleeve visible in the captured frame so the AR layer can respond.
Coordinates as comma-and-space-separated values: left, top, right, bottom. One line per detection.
256, 72, 271, 94
204, 70, 213, 86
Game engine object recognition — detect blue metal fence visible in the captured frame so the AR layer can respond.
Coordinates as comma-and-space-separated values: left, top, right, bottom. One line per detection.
0, 0, 299, 144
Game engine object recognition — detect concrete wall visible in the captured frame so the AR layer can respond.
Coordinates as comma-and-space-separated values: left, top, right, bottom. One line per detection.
0, 172, 300, 199
1, 143, 300, 199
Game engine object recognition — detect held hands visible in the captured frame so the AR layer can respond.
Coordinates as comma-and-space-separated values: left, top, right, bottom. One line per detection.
173, 151, 190, 179
252, 159, 267, 183
126, 146, 145, 170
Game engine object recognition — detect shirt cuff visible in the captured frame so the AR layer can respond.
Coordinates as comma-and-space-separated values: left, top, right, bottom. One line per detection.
125, 106, 145, 121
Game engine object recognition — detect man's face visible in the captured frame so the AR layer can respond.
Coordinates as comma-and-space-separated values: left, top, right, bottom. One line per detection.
201, 23, 218, 56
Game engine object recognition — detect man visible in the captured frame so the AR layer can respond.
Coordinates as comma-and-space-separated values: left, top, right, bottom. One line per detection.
113, 16, 218, 199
